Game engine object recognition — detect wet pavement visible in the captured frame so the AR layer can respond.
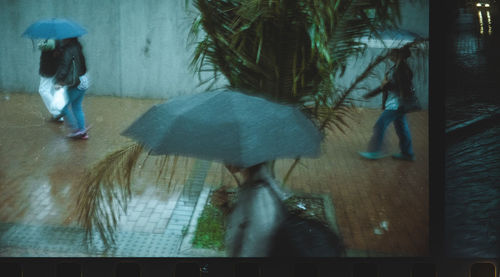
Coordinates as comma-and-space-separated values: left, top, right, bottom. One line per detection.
445, 3, 500, 258
0, 92, 428, 257
0, 93, 218, 257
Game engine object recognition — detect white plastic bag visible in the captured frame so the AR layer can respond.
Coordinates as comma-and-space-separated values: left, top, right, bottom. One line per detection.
51, 86, 69, 113
39, 77, 59, 116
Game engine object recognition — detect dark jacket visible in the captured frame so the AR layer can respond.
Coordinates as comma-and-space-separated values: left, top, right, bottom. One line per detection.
54, 39, 87, 88
383, 62, 413, 99
364, 61, 414, 109
39, 50, 60, 77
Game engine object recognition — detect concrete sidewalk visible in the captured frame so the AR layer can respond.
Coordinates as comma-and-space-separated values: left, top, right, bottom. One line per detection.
0, 92, 428, 257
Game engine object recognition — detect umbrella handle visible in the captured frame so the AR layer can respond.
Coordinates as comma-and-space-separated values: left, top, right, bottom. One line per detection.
282, 157, 300, 185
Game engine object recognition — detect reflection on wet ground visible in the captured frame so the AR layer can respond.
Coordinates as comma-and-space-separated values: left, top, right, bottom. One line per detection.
0, 92, 429, 256
445, 6, 500, 258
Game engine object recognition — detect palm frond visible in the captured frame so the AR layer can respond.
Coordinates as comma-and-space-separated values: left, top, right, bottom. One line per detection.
189, 0, 401, 107
75, 142, 193, 247
187, 0, 410, 185
75, 143, 143, 247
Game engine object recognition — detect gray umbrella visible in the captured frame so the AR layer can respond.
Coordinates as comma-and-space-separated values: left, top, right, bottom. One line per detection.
121, 89, 322, 168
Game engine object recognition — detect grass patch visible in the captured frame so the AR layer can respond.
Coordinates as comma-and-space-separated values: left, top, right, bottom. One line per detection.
191, 200, 226, 251
191, 188, 331, 251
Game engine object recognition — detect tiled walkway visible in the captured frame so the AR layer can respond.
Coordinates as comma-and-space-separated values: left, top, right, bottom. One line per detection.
0, 92, 428, 257
207, 108, 429, 256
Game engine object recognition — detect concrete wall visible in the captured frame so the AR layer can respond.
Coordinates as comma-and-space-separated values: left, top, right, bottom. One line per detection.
0, 0, 427, 106
0, 0, 224, 99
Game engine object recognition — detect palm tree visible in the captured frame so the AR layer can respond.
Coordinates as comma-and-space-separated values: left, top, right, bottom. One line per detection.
186, 0, 422, 181
76, 0, 426, 247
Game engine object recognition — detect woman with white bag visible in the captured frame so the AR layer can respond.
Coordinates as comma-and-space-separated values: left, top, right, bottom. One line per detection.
54, 37, 90, 140
37, 39, 65, 122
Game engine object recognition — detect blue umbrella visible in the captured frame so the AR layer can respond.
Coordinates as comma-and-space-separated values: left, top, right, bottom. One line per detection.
22, 18, 87, 40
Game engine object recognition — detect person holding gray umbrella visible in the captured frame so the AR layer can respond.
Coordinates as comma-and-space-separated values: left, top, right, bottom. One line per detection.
121, 89, 343, 256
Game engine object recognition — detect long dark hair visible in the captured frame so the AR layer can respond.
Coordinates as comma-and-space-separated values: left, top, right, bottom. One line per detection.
390, 46, 411, 61
390, 46, 414, 97
390, 46, 412, 79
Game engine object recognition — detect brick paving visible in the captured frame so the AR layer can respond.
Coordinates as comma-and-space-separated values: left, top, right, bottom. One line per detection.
185, 108, 429, 256
0, 92, 428, 256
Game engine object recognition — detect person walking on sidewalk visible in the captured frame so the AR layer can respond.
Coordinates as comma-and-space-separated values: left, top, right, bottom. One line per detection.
54, 37, 90, 140
37, 39, 64, 122
358, 46, 420, 161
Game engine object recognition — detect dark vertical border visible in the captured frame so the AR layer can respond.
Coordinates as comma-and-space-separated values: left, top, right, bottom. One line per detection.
429, 0, 445, 259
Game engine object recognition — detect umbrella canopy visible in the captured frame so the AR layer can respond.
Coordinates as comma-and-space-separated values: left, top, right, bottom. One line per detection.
122, 89, 322, 168
22, 18, 87, 39
358, 28, 425, 49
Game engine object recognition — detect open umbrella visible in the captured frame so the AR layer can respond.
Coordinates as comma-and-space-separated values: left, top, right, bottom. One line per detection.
358, 28, 425, 48
22, 18, 87, 39
121, 89, 322, 168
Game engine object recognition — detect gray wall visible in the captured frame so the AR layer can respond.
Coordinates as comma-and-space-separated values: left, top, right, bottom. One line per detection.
0, 0, 427, 106
0, 0, 225, 99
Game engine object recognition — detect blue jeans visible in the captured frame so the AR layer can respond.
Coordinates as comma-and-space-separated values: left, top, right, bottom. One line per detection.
62, 87, 86, 131
367, 109, 414, 156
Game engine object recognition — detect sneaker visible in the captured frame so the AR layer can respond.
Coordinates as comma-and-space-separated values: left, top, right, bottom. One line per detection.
67, 130, 87, 139
391, 153, 415, 161
358, 151, 387, 160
